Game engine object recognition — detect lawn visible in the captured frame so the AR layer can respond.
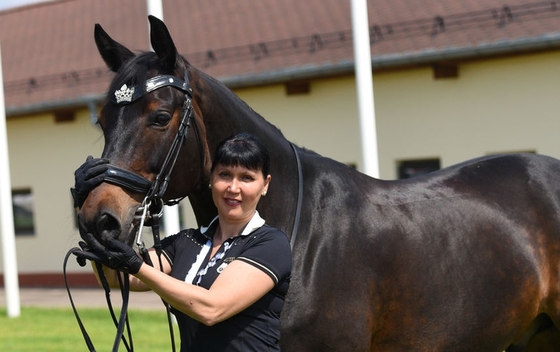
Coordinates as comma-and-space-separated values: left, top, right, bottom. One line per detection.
0, 307, 179, 351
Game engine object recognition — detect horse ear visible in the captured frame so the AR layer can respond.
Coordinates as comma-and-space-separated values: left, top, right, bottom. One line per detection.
94, 23, 135, 72
148, 15, 180, 71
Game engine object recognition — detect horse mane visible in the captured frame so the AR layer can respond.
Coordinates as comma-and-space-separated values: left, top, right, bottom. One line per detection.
189, 63, 304, 149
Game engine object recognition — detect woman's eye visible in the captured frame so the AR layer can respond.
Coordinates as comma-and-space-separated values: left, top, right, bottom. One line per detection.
242, 175, 254, 182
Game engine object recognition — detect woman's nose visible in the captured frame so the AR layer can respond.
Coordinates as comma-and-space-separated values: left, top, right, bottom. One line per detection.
228, 178, 240, 192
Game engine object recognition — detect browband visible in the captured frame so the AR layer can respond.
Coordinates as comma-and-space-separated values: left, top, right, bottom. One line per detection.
113, 74, 191, 105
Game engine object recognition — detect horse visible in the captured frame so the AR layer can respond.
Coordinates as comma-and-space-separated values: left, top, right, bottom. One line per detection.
77, 15, 560, 351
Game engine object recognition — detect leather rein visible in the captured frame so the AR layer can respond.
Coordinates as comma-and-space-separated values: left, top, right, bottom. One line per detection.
65, 73, 196, 352
64, 71, 304, 352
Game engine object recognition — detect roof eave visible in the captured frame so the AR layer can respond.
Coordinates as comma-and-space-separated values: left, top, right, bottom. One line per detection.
222, 32, 560, 88
7, 33, 560, 116
6, 94, 104, 123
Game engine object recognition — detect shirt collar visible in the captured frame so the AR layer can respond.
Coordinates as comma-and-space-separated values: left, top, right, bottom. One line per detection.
200, 211, 265, 238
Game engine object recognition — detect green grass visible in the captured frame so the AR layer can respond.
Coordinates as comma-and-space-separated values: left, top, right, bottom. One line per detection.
0, 307, 179, 351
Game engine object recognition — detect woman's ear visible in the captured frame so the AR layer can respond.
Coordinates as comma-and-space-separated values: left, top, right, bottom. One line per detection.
262, 175, 271, 195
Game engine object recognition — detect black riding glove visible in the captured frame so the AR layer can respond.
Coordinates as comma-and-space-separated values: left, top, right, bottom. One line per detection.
71, 156, 110, 208
73, 233, 144, 274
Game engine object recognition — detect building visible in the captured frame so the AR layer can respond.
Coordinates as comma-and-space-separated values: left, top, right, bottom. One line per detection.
1, 0, 559, 285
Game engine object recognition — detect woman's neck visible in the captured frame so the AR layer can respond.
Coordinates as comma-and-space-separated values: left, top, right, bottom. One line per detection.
214, 222, 242, 242
215, 211, 255, 241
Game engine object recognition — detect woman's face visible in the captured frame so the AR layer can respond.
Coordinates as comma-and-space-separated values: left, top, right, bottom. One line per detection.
210, 163, 271, 225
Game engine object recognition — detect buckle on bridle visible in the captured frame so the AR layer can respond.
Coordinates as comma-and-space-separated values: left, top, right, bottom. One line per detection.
134, 197, 164, 249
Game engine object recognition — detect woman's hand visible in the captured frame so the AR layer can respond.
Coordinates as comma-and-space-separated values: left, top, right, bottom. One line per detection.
71, 156, 109, 208
73, 233, 144, 274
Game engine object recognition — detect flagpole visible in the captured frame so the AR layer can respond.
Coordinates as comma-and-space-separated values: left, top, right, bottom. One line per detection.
0, 43, 21, 318
351, 0, 379, 178
146, 0, 181, 236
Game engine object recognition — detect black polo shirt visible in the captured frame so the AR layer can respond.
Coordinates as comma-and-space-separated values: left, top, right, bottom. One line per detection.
160, 213, 291, 352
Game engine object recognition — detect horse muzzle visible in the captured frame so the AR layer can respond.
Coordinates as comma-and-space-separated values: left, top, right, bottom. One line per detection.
78, 183, 143, 245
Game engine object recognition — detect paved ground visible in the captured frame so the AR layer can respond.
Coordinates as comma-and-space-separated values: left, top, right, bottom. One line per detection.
0, 287, 165, 310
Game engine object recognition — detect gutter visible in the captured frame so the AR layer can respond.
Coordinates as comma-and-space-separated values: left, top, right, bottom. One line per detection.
6, 32, 560, 116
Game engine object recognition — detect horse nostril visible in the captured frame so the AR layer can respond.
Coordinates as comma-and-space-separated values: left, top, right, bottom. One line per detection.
96, 212, 121, 242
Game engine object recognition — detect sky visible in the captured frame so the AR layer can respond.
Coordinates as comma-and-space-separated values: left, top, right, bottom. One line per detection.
0, 0, 53, 11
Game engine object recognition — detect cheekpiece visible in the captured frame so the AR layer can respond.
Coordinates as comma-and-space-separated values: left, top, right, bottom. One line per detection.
114, 84, 135, 104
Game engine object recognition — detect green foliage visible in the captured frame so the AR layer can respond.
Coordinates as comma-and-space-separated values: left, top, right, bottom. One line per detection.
0, 307, 179, 351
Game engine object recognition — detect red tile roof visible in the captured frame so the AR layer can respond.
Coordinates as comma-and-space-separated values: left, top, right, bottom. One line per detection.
1, 0, 559, 113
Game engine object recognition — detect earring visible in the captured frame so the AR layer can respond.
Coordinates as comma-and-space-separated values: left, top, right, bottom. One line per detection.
208, 183, 212, 189
262, 191, 267, 196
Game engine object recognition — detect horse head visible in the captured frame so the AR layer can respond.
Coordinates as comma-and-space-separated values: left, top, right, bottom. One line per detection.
78, 16, 212, 245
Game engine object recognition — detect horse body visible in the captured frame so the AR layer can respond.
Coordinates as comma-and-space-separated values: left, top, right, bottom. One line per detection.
283, 152, 560, 351
78, 16, 560, 351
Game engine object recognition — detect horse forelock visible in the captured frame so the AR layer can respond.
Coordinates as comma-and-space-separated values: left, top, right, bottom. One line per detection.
107, 52, 160, 99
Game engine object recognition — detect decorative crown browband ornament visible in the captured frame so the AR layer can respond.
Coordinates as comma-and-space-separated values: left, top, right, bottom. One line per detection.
112, 74, 192, 105
114, 84, 135, 104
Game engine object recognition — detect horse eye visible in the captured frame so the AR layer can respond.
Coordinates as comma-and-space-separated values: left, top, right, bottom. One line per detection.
152, 113, 172, 127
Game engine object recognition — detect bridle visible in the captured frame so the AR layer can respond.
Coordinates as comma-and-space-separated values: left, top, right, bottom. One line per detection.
64, 70, 304, 352
65, 71, 198, 352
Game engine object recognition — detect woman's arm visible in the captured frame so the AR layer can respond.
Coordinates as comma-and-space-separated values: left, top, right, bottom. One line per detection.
133, 260, 274, 326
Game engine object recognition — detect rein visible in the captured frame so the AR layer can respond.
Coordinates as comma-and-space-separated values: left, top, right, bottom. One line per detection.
66, 72, 196, 352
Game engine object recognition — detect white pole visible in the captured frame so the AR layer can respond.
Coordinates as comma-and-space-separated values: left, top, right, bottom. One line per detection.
0, 43, 21, 318
146, 0, 181, 236
351, 0, 379, 178
146, 0, 163, 22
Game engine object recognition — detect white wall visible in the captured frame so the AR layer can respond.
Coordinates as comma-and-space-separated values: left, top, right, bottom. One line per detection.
2, 110, 103, 273
374, 50, 560, 177
235, 78, 362, 167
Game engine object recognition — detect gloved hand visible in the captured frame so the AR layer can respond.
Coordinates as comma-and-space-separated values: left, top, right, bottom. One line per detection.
73, 233, 144, 274
71, 156, 110, 208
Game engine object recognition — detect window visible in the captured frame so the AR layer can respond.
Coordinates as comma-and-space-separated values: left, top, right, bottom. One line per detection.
398, 159, 440, 179
12, 189, 35, 235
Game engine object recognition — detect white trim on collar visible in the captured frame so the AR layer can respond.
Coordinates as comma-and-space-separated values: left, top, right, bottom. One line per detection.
200, 211, 265, 237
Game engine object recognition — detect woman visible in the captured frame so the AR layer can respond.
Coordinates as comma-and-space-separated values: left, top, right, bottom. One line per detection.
74, 133, 292, 351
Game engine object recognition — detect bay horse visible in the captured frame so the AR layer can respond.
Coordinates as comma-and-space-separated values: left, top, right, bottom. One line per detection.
77, 16, 560, 351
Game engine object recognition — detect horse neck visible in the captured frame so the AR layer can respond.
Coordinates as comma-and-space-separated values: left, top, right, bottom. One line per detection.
193, 69, 285, 142
187, 68, 300, 233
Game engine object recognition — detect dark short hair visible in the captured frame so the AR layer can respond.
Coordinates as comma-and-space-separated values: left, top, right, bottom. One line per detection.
211, 133, 270, 177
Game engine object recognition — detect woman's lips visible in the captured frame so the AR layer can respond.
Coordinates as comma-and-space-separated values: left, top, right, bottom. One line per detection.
225, 198, 241, 206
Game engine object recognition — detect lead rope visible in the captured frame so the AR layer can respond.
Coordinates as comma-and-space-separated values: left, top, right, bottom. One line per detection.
64, 248, 133, 352
140, 200, 178, 352
64, 248, 97, 351
97, 262, 134, 352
